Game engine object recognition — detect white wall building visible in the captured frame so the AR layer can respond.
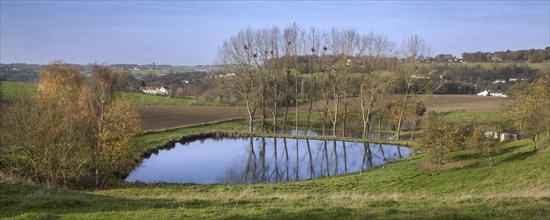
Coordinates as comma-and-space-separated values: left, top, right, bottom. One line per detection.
142, 86, 169, 96
477, 90, 507, 97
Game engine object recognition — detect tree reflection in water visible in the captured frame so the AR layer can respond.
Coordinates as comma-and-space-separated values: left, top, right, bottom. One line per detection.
218, 137, 411, 184
126, 137, 412, 184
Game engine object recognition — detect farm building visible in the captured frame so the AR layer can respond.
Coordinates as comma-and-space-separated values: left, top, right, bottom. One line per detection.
142, 86, 169, 96
476, 90, 507, 97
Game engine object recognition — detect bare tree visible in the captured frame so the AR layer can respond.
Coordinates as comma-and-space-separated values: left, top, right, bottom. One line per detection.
395, 34, 441, 140
217, 28, 261, 133
303, 27, 321, 136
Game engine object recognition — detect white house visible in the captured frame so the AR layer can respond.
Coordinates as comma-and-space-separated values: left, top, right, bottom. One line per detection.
142, 86, 169, 96
477, 90, 490, 96
477, 90, 507, 97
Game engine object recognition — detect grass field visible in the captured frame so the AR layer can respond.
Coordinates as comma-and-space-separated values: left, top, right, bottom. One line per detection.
0, 81, 38, 99
442, 111, 514, 130
1, 136, 548, 219
0, 81, 223, 107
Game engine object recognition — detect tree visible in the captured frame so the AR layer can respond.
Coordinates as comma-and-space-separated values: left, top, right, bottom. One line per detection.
395, 34, 442, 140
302, 27, 322, 136
80, 65, 141, 186
1, 62, 141, 187
1, 62, 90, 186
470, 125, 501, 166
415, 113, 465, 173
217, 28, 261, 133
359, 71, 394, 138
506, 73, 550, 149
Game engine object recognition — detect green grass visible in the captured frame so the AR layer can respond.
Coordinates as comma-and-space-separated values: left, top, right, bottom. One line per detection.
442, 111, 514, 130
0, 81, 38, 99
1, 137, 548, 219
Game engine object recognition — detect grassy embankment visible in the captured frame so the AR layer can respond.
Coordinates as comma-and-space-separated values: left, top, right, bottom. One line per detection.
1, 111, 549, 219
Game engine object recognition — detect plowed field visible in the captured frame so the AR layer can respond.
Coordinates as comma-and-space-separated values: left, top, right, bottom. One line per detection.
138, 106, 246, 131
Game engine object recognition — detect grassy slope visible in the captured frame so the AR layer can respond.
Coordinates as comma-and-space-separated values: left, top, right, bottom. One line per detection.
442, 111, 514, 130
1, 139, 548, 219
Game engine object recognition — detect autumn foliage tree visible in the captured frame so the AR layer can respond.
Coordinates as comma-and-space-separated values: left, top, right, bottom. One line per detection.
470, 125, 501, 166
1, 63, 90, 186
0, 62, 140, 187
506, 73, 550, 149
415, 112, 467, 172
80, 65, 141, 186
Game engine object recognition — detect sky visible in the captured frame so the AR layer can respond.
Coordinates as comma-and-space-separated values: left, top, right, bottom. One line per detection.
1, 1, 549, 65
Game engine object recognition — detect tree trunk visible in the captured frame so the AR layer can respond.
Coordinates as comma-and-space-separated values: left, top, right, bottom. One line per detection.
304, 79, 316, 136
342, 95, 348, 137
295, 74, 299, 136
396, 92, 410, 140
332, 95, 339, 137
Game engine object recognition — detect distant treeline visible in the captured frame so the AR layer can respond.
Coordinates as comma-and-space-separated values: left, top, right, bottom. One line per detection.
462, 48, 550, 63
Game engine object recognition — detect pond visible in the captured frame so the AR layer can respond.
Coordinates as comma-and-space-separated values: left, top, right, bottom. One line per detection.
125, 137, 412, 184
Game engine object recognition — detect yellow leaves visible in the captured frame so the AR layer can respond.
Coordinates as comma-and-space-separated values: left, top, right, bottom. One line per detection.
1, 62, 142, 186
507, 74, 549, 138
38, 62, 84, 105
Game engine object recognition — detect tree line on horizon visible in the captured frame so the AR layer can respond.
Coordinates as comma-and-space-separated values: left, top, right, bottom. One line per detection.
462, 47, 550, 63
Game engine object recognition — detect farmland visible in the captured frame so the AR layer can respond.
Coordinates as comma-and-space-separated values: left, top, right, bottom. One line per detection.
1, 82, 509, 131
136, 94, 507, 131
138, 106, 245, 131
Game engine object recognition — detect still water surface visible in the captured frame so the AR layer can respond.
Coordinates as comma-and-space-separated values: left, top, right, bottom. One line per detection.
126, 137, 412, 184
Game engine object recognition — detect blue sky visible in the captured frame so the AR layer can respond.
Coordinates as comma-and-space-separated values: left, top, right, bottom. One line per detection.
1, 1, 548, 65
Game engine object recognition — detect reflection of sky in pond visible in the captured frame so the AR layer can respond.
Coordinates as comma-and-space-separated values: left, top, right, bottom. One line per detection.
126, 137, 412, 184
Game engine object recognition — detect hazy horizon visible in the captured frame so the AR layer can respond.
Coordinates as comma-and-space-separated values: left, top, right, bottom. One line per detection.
1, 1, 548, 66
